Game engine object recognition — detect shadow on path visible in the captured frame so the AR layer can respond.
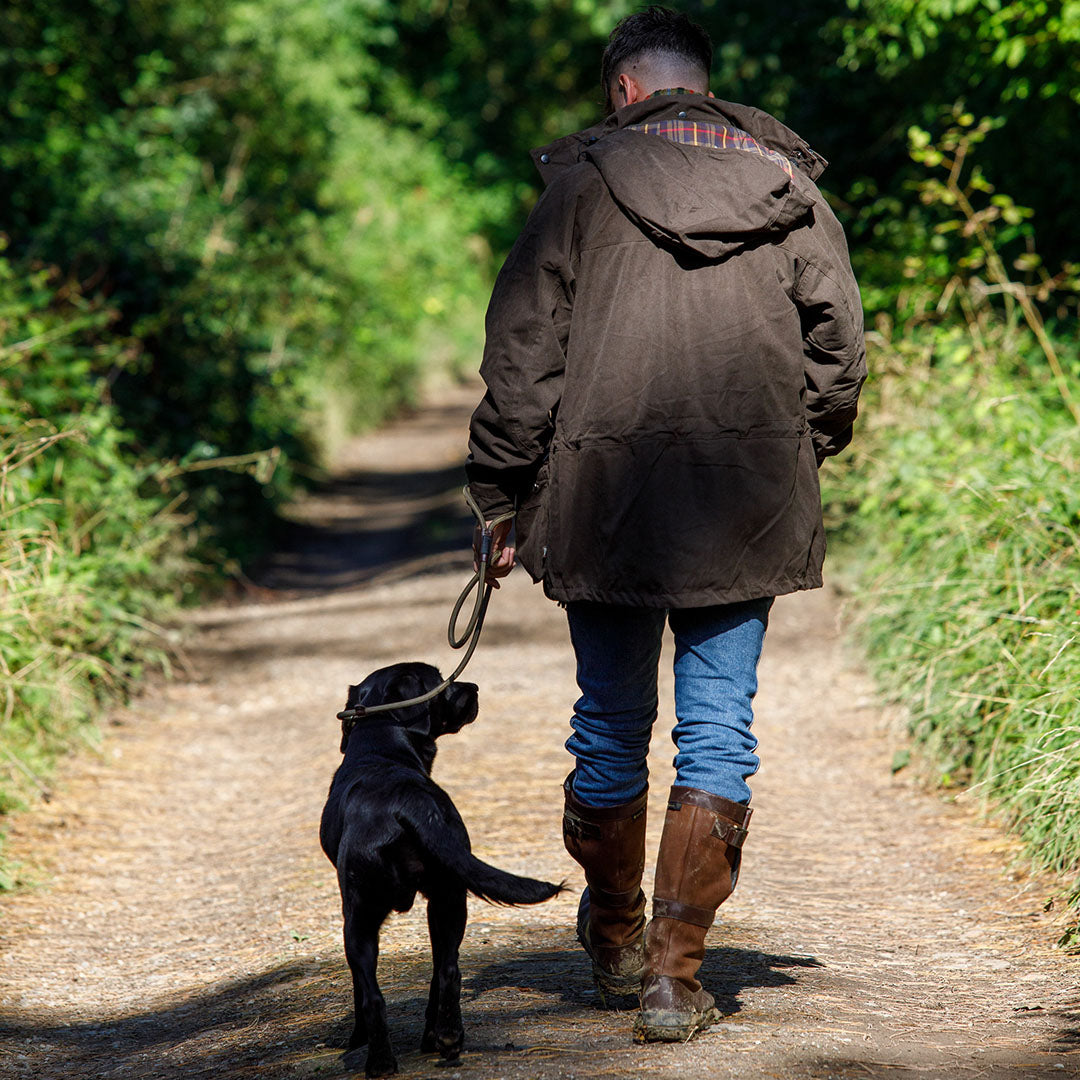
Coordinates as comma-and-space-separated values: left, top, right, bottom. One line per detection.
0, 944, 826, 1080
5, 941, 1073, 1079
255, 458, 473, 594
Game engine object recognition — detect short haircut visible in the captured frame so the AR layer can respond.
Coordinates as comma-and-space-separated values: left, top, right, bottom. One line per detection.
601, 6, 713, 111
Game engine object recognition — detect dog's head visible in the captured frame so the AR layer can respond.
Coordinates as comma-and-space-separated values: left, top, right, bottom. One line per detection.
340, 662, 479, 767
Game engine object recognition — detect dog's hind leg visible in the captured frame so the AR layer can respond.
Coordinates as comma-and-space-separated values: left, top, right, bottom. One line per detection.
341, 900, 397, 1077
420, 884, 467, 1061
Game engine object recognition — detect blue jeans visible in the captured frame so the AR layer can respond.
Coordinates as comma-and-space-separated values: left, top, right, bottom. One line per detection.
565, 598, 773, 808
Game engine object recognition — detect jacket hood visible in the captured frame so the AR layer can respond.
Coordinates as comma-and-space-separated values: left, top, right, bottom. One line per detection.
531, 95, 823, 260
532, 95, 827, 184
584, 128, 815, 260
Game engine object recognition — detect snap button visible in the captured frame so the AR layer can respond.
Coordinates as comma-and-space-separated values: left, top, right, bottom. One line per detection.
540, 153, 550, 163
677, 110, 687, 118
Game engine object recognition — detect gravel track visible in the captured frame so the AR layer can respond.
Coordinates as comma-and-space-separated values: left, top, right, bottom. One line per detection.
1, 380, 1077, 1079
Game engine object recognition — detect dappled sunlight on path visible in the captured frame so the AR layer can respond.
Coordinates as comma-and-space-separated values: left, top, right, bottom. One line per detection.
0, 381, 1077, 1079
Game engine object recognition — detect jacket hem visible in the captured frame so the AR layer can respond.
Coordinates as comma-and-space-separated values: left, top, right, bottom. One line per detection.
541, 571, 823, 608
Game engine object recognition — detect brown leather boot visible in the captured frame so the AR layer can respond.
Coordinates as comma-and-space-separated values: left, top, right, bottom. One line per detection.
562, 773, 648, 1003
634, 786, 751, 1043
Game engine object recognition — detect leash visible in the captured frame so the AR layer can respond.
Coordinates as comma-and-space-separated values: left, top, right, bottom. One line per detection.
336, 487, 515, 735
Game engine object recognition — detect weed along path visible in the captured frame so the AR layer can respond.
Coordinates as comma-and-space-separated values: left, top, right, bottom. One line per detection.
1, 380, 1078, 1080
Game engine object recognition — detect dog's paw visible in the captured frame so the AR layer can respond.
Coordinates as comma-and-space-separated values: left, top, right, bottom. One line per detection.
438, 1031, 464, 1062
420, 1026, 463, 1060
365, 1054, 398, 1078
342, 1045, 397, 1078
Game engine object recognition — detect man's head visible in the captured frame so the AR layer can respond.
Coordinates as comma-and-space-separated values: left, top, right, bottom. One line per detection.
601, 6, 713, 115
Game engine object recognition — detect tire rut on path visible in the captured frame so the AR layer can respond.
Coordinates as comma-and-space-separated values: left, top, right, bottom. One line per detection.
0, 381, 1077, 1080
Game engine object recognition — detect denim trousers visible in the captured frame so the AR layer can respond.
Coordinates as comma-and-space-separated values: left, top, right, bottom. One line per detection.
564, 597, 773, 809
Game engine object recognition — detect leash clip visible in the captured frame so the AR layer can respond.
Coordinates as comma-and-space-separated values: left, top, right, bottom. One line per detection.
478, 526, 493, 564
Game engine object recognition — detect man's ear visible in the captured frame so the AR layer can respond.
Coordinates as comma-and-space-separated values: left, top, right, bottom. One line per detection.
617, 72, 645, 107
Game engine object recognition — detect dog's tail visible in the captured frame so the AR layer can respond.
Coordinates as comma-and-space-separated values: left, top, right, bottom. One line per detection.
451, 852, 565, 906
413, 818, 563, 905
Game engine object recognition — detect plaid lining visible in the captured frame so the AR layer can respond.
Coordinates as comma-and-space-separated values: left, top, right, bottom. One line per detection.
627, 117, 794, 178
645, 88, 702, 98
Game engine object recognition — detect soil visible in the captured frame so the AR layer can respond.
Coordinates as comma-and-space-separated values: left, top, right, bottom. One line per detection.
1, 378, 1077, 1080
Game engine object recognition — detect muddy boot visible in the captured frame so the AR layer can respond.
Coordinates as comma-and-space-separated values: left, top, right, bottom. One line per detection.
634, 786, 751, 1043
562, 773, 648, 1004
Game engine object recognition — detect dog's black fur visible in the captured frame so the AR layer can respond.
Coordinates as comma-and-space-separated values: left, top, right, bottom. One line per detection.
320, 662, 562, 1077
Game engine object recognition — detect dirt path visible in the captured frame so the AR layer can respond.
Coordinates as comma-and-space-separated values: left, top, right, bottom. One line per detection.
1, 380, 1077, 1080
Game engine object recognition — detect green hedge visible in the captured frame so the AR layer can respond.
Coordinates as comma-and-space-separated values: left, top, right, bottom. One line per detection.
0, 261, 190, 871
821, 122, 1080, 933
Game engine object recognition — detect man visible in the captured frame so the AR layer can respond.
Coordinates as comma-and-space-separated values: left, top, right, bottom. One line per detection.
465, 5, 865, 1043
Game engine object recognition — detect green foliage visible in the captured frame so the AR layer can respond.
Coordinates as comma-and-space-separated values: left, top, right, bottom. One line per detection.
362, 0, 633, 247
0, 0, 491, 561
822, 125, 1080, 916
825, 0, 1080, 290
825, 317, 1080, 873
0, 0, 493, 872
0, 258, 190, 835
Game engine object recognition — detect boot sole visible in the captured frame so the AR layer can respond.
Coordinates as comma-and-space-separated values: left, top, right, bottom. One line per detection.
633, 1005, 720, 1043
579, 932, 645, 1003
592, 962, 644, 1004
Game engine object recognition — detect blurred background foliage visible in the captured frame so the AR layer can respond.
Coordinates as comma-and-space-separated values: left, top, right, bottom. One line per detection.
1, 0, 1078, 914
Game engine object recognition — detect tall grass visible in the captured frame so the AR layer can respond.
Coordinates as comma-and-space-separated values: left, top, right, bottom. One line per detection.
826, 322, 1079, 857
822, 118, 1080, 939
0, 270, 191, 886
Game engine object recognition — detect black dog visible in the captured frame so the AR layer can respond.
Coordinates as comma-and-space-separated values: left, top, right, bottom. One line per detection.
320, 662, 562, 1077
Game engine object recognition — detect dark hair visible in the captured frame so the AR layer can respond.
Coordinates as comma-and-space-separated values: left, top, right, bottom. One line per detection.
601, 6, 713, 111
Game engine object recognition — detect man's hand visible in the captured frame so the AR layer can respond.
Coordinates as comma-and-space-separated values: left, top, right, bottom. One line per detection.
473, 518, 516, 588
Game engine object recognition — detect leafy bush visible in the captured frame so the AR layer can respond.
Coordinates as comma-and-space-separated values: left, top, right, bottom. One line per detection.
0, 0, 491, 562
822, 123, 1080, 929
0, 259, 190, 863
0, 1, 496, 877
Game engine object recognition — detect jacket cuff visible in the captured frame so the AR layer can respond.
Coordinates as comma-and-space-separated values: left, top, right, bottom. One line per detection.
811, 424, 854, 465
465, 479, 516, 520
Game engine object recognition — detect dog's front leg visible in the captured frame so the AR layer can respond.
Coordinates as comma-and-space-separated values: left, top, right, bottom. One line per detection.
421, 884, 467, 1061
341, 903, 396, 1077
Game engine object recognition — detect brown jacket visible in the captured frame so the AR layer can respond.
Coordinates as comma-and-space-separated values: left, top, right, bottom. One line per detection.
467, 94, 866, 607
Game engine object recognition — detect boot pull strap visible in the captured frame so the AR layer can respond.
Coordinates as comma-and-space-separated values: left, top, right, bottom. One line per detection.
562, 811, 602, 842
652, 897, 714, 928
710, 817, 749, 848
667, 798, 750, 849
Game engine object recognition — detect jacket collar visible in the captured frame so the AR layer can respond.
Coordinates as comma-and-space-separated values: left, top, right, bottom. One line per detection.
530, 94, 827, 186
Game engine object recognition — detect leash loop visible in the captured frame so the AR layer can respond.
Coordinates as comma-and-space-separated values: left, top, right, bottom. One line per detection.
336, 487, 514, 735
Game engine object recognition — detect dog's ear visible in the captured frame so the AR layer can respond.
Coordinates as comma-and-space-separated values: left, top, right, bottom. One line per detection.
439, 681, 479, 735
340, 683, 368, 753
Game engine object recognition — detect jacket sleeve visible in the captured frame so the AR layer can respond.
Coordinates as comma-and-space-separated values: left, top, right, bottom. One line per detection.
791, 198, 867, 464
466, 176, 578, 517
